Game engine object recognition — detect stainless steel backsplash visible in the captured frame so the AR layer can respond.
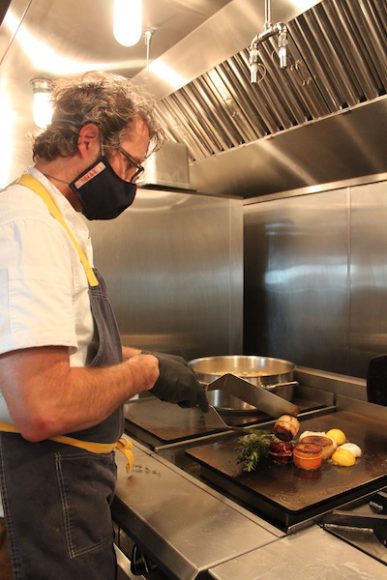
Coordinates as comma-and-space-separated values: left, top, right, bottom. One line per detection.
88, 189, 243, 361
244, 175, 387, 378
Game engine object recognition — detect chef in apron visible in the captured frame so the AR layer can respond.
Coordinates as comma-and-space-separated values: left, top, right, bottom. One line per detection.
0, 73, 208, 579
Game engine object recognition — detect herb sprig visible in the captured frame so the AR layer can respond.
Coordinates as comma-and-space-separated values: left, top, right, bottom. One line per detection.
237, 430, 278, 472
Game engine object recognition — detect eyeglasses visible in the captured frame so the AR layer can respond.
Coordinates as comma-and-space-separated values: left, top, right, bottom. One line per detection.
116, 145, 144, 182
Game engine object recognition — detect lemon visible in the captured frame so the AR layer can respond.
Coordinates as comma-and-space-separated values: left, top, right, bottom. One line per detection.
331, 448, 356, 467
326, 428, 346, 445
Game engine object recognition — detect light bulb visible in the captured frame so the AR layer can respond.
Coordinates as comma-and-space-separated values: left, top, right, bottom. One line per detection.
113, 0, 143, 47
30, 78, 53, 128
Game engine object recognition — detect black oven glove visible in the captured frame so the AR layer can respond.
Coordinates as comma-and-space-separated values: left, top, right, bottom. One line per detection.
147, 352, 209, 413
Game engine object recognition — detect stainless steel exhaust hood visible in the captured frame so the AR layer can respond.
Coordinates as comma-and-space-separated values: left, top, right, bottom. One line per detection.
136, 0, 387, 198
137, 142, 194, 191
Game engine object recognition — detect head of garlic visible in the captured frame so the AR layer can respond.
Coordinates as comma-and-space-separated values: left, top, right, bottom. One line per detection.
339, 443, 362, 458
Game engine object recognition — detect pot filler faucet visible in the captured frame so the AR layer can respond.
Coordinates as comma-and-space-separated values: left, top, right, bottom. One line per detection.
249, 0, 288, 82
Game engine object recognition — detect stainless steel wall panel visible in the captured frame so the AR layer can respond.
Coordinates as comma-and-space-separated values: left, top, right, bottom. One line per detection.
88, 191, 243, 360
349, 181, 387, 377
244, 178, 387, 378
244, 190, 349, 373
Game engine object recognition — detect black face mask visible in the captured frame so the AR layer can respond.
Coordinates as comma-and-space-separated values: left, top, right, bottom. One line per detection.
69, 156, 137, 220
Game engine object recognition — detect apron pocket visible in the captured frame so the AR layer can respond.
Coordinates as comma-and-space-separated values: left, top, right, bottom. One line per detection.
55, 450, 116, 559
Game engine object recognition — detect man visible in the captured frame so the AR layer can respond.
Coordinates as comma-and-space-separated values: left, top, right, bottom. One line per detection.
0, 72, 208, 579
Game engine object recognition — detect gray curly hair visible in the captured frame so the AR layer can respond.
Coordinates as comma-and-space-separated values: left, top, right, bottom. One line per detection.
32, 71, 164, 161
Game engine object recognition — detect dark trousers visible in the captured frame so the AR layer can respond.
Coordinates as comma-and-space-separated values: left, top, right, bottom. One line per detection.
0, 517, 13, 579
0, 433, 118, 579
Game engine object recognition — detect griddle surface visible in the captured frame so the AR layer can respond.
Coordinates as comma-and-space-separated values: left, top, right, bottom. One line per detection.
125, 393, 327, 443
186, 411, 387, 527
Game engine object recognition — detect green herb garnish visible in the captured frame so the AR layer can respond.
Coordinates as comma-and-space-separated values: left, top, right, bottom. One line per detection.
237, 430, 278, 472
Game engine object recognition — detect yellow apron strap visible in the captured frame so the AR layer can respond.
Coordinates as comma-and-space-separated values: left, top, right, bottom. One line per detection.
3, 176, 134, 469
0, 421, 114, 453
49, 435, 116, 453
115, 435, 135, 473
17, 174, 98, 287
0, 422, 134, 470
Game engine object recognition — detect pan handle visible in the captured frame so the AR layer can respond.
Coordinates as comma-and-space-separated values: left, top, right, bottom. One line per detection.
264, 381, 299, 390
199, 379, 299, 391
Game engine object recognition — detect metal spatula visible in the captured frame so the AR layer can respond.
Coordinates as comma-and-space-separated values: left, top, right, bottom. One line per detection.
205, 405, 256, 435
206, 373, 299, 418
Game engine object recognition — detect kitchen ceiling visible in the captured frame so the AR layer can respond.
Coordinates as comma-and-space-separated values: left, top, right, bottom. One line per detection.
0, 0, 233, 186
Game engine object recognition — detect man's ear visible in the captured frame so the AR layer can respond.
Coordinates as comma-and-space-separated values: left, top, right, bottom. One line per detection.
77, 123, 100, 157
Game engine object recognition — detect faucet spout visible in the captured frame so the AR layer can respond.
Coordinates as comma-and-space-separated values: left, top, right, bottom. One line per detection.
277, 23, 288, 69
248, 20, 288, 82
249, 36, 260, 83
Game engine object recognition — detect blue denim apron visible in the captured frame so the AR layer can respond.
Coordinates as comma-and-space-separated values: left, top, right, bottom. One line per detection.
0, 175, 126, 579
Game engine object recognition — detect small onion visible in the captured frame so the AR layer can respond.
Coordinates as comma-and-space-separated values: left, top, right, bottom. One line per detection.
274, 415, 300, 441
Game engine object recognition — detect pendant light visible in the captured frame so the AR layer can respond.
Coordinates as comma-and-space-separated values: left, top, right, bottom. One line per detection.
113, 0, 143, 47
30, 78, 53, 128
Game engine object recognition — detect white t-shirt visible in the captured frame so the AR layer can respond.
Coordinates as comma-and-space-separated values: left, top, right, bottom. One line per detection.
0, 167, 94, 417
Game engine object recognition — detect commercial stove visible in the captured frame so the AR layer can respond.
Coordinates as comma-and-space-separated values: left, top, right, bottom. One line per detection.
112, 368, 387, 579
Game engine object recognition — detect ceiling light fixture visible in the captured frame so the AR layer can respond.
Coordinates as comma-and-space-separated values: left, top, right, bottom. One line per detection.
113, 0, 143, 47
30, 78, 53, 128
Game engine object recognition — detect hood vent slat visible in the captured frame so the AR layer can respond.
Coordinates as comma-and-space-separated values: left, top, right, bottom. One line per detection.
327, 0, 379, 100
156, 0, 386, 164
209, 62, 261, 143
346, 0, 387, 90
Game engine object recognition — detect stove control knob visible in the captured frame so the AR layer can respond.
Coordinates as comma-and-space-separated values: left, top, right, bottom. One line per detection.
130, 544, 156, 576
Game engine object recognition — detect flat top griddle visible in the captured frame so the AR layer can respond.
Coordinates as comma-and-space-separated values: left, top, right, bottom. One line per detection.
186, 410, 387, 529
124, 387, 330, 445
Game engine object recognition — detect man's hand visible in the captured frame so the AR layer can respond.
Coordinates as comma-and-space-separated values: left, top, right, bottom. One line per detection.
122, 346, 142, 360
149, 353, 209, 412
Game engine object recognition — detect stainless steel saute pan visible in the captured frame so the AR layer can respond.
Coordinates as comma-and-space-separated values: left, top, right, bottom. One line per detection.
189, 355, 297, 412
